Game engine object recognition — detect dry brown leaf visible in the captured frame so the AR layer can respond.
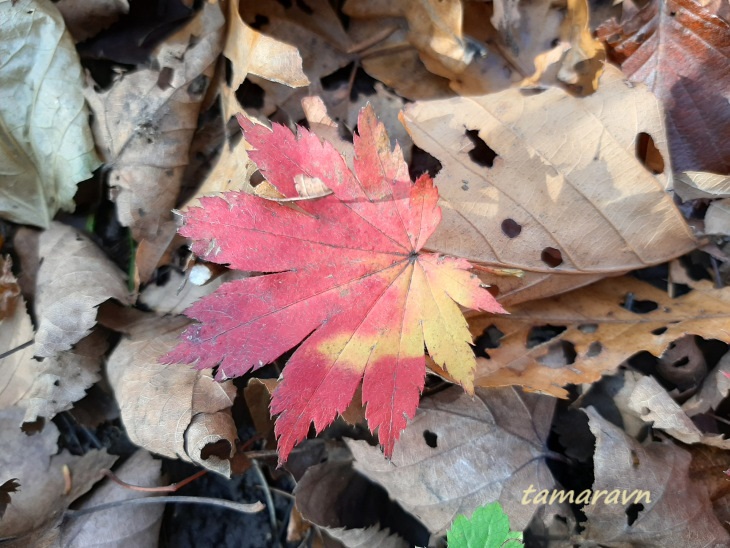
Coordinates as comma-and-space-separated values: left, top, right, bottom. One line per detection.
628, 375, 730, 449
238, 0, 352, 120
597, 0, 730, 173
0, 407, 116, 542
688, 445, 730, 532
294, 459, 410, 548
453, 276, 730, 398
56, 0, 129, 42
244, 378, 278, 449
106, 313, 238, 476
85, 1, 224, 241
522, 0, 606, 95
683, 350, 730, 416
580, 407, 730, 545
33, 222, 130, 358
402, 64, 695, 276
59, 450, 164, 547
675, 171, 730, 200
133, 220, 179, 288
346, 386, 555, 535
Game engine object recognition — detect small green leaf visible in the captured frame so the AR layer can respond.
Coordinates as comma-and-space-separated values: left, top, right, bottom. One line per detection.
447, 502, 523, 548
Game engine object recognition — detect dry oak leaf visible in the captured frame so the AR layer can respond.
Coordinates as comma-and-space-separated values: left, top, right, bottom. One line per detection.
451, 276, 730, 398
401, 64, 696, 274
597, 0, 730, 173
163, 105, 505, 463
346, 386, 556, 535
580, 407, 730, 546
33, 222, 130, 358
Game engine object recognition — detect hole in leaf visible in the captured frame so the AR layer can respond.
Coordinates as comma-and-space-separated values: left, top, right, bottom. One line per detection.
671, 356, 690, 368
53, 380, 60, 387
537, 341, 577, 367
410, 145, 442, 180
475, 325, 505, 358
635, 132, 665, 174
621, 294, 658, 314
200, 439, 233, 461
652, 327, 667, 335
527, 325, 567, 349
519, 88, 546, 97
630, 449, 640, 467
587, 341, 603, 357
541, 247, 563, 267
486, 285, 500, 298
236, 80, 265, 109
626, 503, 644, 526
501, 218, 522, 238
423, 430, 438, 448
578, 324, 598, 334
157, 67, 174, 90
21, 419, 44, 435
249, 14, 269, 29
465, 130, 498, 168
187, 74, 209, 97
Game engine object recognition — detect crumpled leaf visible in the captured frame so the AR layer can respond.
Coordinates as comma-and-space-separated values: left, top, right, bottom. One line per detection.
346, 386, 555, 535
454, 276, 730, 398
85, 1, 224, 241
0, 0, 101, 228
682, 350, 730, 416
164, 105, 504, 462
106, 312, 238, 477
597, 0, 730, 173
628, 375, 730, 449
0, 407, 117, 542
580, 407, 730, 545
58, 450, 164, 547
34, 222, 130, 358
402, 64, 696, 275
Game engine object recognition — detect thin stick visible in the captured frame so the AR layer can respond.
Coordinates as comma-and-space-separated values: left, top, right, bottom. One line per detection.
64, 495, 264, 520
252, 459, 281, 548
346, 26, 398, 54
0, 339, 33, 360
102, 468, 207, 493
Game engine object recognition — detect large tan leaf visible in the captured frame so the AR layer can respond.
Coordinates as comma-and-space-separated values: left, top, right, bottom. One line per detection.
33, 223, 130, 358
0, 0, 101, 228
581, 408, 730, 545
0, 407, 116, 542
346, 386, 555, 535
402, 64, 696, 274
85, 1, 224, 241
450, 276, 730, 398
106, 312, 238, 476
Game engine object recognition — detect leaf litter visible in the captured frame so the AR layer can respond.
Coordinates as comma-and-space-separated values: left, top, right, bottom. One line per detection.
2, 0, 730, 546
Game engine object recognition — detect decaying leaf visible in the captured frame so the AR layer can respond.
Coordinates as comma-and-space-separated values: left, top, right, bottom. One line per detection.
106, 313, 238, 477
55, 0, 129, 43
683, 350, 730, 416
675, 171, 730, 200
454, 276, 730, 398
33, 223, 130, 358
85, 1, 224, 241
346, 386, 555, 535
58, 450, 164, 547
580, 407, 730, 545
402, 64, 696, 275
164, 105, 504, 462
597, 0, 730, 173
0, 407, 116, 542
0, 0, 101, 228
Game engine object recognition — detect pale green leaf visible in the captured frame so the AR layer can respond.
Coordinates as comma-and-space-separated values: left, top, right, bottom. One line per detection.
0, 0, 100, 228
447, 502, 523, 548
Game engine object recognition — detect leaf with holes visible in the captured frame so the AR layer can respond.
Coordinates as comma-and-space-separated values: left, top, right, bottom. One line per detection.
163, 105, 505, 462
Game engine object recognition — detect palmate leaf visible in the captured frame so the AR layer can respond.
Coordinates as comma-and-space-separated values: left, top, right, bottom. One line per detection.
163, 105, 505, 462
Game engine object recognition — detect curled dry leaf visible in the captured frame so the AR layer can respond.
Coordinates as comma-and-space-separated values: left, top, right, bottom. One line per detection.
581, 407, 730, 546
59, 450, 164, 547
106, 313, 238, 477
85, 1, 225, 241
0, 0, 101, 228
597, 0, 730, 173
455, 276, 730, 398
628, 375, 730, 449
402, 64, 695, 276
33, 222, 130, 358
294, 459, 410, 548
683, 350, 730, 416
674, 171, 730, 200
0, 407, 117, 542
346, 386, 555, 535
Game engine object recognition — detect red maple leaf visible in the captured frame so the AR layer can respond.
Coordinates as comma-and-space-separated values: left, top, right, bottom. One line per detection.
163, 105, 505, 462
